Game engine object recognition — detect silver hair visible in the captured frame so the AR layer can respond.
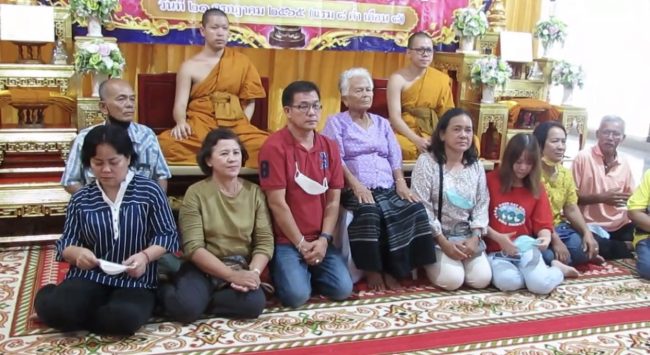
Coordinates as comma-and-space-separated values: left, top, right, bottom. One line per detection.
599, 115, 626, 133
339, 67, 373, 96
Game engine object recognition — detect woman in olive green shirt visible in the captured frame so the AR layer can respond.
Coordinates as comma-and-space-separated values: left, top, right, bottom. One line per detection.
160, 128, 274, 323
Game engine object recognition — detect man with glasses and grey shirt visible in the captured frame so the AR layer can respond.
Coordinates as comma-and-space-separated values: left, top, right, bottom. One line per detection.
386, 31, 455, 160
258, 81, 353, 308
61, 79, 171, 194
572, 115, 635, 258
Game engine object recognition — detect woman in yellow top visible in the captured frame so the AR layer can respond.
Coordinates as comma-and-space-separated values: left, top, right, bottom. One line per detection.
628, 169, 650, 279
160, 128, 274, 323
532, 121, 601, 266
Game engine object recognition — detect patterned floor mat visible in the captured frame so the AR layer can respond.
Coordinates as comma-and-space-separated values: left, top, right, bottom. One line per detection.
0, 245, 648, 354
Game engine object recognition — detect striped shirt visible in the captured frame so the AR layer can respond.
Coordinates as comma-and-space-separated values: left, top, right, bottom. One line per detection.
56, 173, 180, 289
61, 122, 172, 187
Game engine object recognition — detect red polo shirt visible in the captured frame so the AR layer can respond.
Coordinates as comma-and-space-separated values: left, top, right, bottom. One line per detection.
259, 127, 344, 245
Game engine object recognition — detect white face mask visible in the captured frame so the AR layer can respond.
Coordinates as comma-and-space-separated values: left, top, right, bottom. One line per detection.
294, 162, 329, 195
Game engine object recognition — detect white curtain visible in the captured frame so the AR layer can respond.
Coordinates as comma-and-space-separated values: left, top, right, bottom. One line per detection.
542, 0, 650, 139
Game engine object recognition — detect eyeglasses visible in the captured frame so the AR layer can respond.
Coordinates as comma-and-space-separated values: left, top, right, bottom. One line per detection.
409, 47, 434, 56
290, 103, 323, 113
599, 130, 623, 139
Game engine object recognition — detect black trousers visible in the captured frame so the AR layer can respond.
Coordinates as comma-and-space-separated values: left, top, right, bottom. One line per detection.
594, 223, 635, 260
159, 262, 266, 324
34, 278, 155, 336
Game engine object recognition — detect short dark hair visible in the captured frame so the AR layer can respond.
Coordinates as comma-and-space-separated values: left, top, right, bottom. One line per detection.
532, 121, 566, 151
281, 81, 321, 107
202, 8, 229, 27
196, 128, 248, 175
81, 125, 137, 168
407, 31, 433, 49
499, 133, 542, 197
428, 108, 478, 166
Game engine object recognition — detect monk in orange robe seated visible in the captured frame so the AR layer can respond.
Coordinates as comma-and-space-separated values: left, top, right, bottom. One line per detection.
158, 8, 268, 168
387, 32, 456, 161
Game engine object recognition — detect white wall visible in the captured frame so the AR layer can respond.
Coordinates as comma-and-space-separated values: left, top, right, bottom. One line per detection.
541, 0, 650, 138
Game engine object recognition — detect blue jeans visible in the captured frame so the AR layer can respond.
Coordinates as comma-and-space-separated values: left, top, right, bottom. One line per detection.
542, 223, 590, 266
636, 238, 650, 280
489, 248, 564, 295
272, 244, 353, 308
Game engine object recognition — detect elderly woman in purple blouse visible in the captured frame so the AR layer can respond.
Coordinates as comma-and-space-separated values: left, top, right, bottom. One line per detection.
322, 67, 435, 290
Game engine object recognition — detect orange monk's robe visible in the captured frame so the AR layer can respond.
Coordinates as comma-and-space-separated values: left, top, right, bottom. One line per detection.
158, 48, 268, 168
397, 67, 455, 160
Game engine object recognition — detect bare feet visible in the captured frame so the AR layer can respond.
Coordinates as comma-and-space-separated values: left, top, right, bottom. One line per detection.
552, 260, 580, 278
384, 274, 403, 290
366, 271, 386, 291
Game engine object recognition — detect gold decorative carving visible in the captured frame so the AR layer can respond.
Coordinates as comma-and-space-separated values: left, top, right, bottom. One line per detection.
0, 183, 70, 219
555, 105, 588, 149
0, 128, 77, 164
76, 97, 105, 129
478, 114, 506, 135
53, 7, 72, 42
433, 52, 484, 104
0, 64, 76, 94
497, 79, 547, 101
231, 27, 271, 48
476, 32, 499, 54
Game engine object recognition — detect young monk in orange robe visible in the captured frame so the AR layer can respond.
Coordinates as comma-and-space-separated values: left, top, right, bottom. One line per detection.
387, 33, 455, 161
158, 9, 268, 168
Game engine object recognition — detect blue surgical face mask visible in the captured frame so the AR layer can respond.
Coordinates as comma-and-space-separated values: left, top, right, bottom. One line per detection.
445, 188, 474, 210
514, 235, 542, 253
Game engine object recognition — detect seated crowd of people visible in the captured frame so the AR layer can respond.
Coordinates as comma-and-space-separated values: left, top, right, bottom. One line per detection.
34, 8, 650, 336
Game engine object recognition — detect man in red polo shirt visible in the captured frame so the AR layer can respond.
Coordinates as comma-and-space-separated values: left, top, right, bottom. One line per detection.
259, 81, 353, 308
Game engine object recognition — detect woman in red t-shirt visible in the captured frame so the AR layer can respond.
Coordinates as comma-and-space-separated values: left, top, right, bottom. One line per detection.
485, 133, 578, 294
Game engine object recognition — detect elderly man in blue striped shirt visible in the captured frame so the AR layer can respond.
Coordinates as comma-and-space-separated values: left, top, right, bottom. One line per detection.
61, 78, 171, 194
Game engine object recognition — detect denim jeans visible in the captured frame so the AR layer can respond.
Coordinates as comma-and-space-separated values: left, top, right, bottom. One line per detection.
271, 243, 353, 308
542, 223, 590, 266
636, 238, 650, 280
489, 248, 564, 295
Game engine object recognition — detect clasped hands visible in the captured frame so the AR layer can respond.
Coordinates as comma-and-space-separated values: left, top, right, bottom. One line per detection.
226, 269, 261, 293
298, 237, 328, 266
438, 235, 481, 261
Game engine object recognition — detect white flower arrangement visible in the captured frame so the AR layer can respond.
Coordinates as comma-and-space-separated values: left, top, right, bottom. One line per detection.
74, 40, 125, 77
534, 16, 568, 49
452, 6, 489, 38
551, 61, 585, 89
470, 55, 513, 89
70, 0, 120, 24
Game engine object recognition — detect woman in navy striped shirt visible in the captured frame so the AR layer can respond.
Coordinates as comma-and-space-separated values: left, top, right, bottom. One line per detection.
34, 125, 180, 335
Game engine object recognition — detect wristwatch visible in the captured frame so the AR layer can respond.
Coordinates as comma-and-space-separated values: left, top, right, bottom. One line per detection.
319, 232, 334, 244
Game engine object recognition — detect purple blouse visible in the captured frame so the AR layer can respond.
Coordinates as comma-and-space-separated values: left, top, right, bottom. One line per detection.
322, 111, 402, 189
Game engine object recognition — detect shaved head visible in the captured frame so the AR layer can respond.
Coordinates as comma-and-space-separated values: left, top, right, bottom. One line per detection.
407, 31, 433, 49
202, 8, 229, 27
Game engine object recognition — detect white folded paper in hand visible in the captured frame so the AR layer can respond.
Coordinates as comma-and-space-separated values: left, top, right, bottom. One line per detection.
98, 259, 136, 275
